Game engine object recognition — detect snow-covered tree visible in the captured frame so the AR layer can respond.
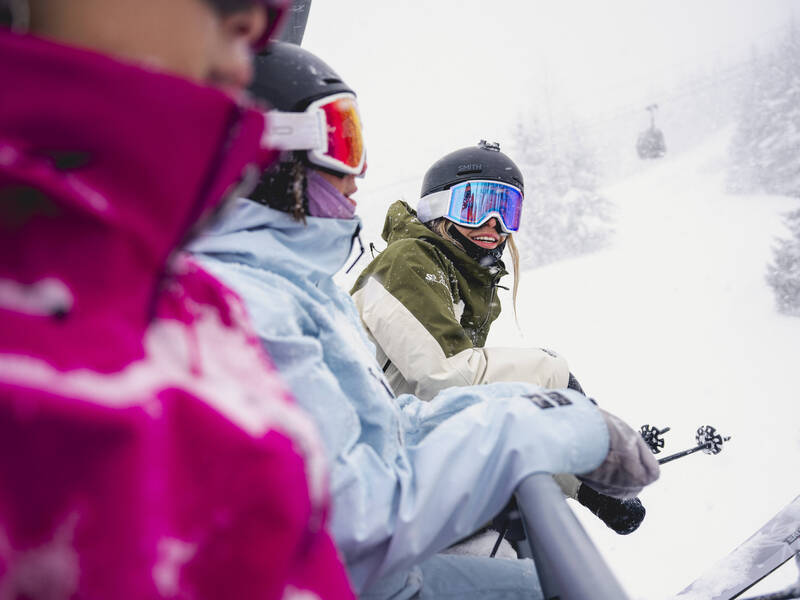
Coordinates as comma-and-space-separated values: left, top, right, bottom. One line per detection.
728, 24, 800, 316
728, 23, 800, 196
766, 209, 800, 316
512, 117, 614, 269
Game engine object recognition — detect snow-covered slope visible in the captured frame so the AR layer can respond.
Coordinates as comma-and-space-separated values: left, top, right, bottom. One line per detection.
485, 131, 800, 598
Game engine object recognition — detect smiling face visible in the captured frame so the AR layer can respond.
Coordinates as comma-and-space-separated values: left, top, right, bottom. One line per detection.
450, 217, 508, 250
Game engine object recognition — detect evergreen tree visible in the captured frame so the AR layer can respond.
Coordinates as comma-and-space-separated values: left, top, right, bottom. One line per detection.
512, 118, 614, 269
728, 23, 800, 196
763, 25, 800, 197
727, 51, 768, 193
766, 209, 800, 316
729, 23, 800, 316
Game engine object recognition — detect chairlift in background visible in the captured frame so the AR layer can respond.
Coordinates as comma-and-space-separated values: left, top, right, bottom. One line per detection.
636, 103, 667, 159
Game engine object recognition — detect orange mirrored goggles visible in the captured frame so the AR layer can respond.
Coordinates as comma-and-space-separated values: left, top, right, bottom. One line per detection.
308, 93, 366, 176
265, 92, 366, 177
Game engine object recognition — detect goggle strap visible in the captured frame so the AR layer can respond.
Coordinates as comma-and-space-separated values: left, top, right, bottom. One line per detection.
416, 189, 452, 223
264, 110, 327, 152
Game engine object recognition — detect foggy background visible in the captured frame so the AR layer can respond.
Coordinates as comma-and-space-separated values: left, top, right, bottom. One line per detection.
303, 0, 795, 224
302, 2, 800, 598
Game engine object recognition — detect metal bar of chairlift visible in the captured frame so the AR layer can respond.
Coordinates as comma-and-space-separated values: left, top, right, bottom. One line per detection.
276, 0, 313, 46
514, 473, 631, 600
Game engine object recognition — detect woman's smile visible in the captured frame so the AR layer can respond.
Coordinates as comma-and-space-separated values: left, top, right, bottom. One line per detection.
454, 218, 507, 249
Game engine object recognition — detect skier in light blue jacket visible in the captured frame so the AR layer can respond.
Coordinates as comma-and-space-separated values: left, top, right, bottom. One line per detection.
190, 42, 659, 598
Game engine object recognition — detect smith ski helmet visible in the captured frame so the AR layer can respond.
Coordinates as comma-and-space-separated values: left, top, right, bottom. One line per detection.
252, 42, 365, 176
417, 141, 524, 233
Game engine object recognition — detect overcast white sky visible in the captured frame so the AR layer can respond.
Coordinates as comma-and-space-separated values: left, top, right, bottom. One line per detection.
303, 0, 797, 203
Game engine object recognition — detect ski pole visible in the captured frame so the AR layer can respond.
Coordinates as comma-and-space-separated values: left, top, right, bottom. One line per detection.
640, 424, 731, 465
489, 521, 509, 558
658, 445, 711, 464
657, 425, 730, 465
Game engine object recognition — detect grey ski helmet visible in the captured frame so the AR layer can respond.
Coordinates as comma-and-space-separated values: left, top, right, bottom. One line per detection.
250, 41, 354, 112
420, 140, 524, 199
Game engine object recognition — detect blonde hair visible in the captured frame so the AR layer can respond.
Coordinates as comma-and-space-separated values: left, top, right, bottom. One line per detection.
432, 219, 521, 320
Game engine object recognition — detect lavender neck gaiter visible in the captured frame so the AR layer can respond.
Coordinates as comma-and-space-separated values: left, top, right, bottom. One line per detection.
306, 170, 356, 220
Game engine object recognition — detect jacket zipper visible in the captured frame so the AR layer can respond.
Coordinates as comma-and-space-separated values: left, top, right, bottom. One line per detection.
477, 271, 502, 335
369, 366, 395, 399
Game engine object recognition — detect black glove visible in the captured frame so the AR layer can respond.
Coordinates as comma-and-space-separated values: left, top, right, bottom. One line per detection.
577, 483, 646, 535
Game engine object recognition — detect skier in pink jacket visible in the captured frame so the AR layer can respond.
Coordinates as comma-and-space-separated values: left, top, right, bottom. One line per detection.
0, 1, 354, 599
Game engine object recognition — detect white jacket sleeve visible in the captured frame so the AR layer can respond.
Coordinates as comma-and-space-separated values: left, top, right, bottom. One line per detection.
352, 276, 570, 401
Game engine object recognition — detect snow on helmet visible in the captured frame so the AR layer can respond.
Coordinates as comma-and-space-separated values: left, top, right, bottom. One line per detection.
417, 141, 524, 232
250, 41, 354, 112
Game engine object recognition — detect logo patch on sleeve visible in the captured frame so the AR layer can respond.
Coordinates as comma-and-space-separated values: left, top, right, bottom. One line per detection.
524, 391, 573, 409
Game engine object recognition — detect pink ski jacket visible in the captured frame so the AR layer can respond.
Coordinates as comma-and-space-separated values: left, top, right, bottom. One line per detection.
0, 30, 354, 600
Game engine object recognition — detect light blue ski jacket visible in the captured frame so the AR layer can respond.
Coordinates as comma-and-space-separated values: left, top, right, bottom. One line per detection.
190, 198, 610, 593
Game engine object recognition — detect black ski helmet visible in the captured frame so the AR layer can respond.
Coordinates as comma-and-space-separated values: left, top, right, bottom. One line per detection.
246, 42, 359, 218
420, 140, 524, 198
249, 41, 354, 111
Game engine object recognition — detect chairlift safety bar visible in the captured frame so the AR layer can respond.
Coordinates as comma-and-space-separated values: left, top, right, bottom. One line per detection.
515, 473, 631, 600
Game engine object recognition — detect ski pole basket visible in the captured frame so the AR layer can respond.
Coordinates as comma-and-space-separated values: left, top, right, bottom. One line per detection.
640, 424, 671, 454
514, 473, 631, 600
639, 424, 731, 465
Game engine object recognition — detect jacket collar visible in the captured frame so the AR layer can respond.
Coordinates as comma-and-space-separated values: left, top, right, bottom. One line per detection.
191, 197, 362, 282
0, 30, 274, 321
381, 200, 507, 285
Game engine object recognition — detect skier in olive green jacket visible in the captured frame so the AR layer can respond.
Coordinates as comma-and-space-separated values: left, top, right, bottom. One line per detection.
351, 141, 648, 538
351, 141, 573, 403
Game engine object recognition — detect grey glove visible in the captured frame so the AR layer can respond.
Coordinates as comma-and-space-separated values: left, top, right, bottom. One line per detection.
578, 409, 660, 498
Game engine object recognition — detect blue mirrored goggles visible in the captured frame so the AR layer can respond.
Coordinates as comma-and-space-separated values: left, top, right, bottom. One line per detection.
440, 180, 524, 233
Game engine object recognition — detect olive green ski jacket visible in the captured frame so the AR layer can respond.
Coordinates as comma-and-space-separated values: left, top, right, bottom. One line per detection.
351, 200, 570, 401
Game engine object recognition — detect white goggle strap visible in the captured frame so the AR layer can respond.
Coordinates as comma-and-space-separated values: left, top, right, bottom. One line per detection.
416, 189, 453, 223
263, 109, 328, 153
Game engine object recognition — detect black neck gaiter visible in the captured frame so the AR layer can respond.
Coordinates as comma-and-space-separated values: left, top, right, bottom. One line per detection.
447, 224, 507, 268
